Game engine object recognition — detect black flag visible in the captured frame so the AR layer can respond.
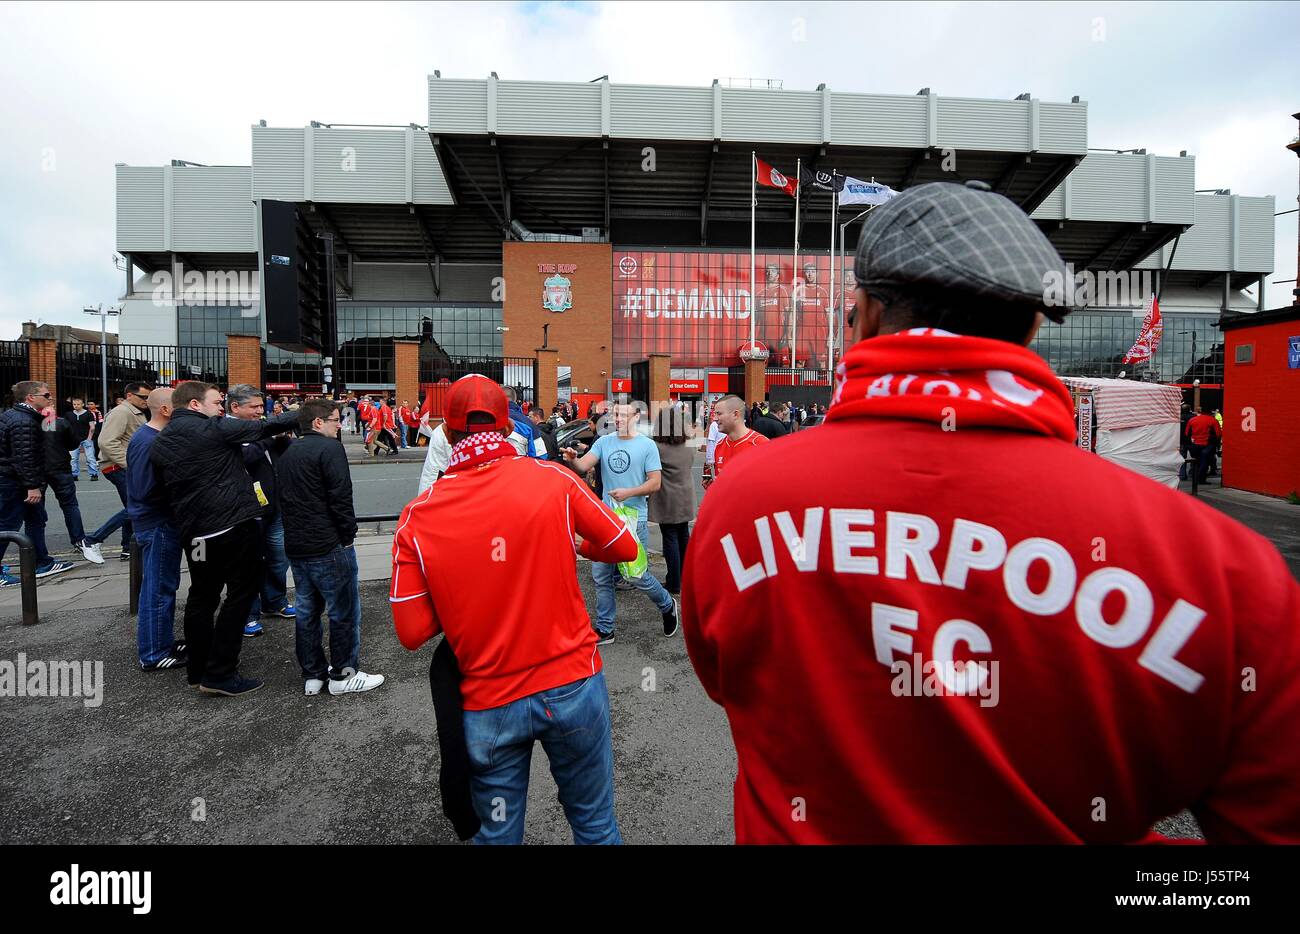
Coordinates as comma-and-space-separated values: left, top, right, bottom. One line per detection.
799, 166, 845, 192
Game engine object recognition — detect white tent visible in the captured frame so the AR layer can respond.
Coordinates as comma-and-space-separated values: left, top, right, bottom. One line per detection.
1060, 377, 1184, 488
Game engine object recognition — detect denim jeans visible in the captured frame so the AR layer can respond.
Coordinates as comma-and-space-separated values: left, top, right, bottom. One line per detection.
44, 473, 86, 545
246, 514, 290, 622
136, 522, 182, 665
86, 468, 131, 548
659, 521, 691, 594
0, 475, 51, 567
291, 544, 361, 681
463, 671, 621, 845
70, 439, 99, 477
592, 519, 673, 635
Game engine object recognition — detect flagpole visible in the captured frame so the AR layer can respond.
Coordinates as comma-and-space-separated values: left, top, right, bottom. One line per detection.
828, 182, 837, 377
750, 151, 756, 355
792, 157, 800, 369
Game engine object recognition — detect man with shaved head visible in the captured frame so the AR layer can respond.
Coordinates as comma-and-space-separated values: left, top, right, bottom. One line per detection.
126, 387, 187, 672
701, 394, 767, 491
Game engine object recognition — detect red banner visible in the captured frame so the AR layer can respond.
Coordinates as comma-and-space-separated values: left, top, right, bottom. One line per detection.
612, 249, 856, 371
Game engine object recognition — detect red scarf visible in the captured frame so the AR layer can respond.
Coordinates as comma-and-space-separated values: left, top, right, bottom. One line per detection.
826, 328, 1076, 442
445, 431, 516, 474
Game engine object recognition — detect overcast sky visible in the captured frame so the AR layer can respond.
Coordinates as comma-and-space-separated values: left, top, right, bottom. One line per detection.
0, 0, 1295, 340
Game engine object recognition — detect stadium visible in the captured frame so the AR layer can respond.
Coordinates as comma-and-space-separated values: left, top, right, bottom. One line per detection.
108, 73, 1277, 413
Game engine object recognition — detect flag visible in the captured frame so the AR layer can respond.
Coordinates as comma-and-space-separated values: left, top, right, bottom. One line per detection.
756, 157, 798, 197
799, 165, 844, 192
839, 177, 899, 206
1122, 294, 1163, 365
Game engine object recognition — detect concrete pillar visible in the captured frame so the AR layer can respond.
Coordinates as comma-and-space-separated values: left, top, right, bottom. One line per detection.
393, 340, 420, 411
744, 357, 767, 406
535, 348, 558, 414
648, 352, 671, 424
26, 338, 57, 403
225, 334, 262, 390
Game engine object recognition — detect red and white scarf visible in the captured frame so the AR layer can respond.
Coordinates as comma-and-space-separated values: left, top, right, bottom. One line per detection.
826, 328, 1076, 442
445, 431, 516, 474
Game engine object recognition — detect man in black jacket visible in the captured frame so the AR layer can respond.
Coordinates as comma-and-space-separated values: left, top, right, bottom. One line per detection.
527, 406, 561, 460
751, 403, 789, 440
150, 381, 298, 696
41, 403, 104, 566
0, 381, 73, 582
277, 399, 384, 697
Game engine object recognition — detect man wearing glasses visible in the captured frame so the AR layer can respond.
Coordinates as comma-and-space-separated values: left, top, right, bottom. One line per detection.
0, 381, 74, 584
277, 400, 383, 696
82, 381, 153, 563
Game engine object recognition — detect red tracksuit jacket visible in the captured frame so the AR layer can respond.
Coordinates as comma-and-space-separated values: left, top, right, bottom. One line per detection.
683, 418, 1300, 844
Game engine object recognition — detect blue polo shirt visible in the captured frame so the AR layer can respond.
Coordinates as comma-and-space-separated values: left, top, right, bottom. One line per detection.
589, 432, 661, 521
126, 425, 170, 532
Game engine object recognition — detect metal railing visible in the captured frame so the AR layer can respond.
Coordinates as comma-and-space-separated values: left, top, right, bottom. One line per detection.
56, 342, 229, 407
0, 532, 40, 626
0, 341, 30, 409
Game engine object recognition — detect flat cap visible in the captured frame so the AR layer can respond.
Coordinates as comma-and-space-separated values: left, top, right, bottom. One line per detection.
853, 180, 1073, 321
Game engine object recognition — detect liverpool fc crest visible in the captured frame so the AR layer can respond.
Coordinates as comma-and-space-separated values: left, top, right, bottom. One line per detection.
542, 274, 573, 313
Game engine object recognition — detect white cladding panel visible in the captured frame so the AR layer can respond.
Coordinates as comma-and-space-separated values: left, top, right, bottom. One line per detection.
251, 128, 306, 201
428, 78, 489, 134
171, 167, 255, 251
1176, 196, 1231, 269
721, 89, 823, 143
610, 85, 713, 140
312, 130, 407, 203
1152, 156, 1195, 225
413, 136, 454, 203
936, 98, 1030, 152
1065, 154, 1147, 222
116, 166, 165, 250
1235, 196, 1275, 272
495, 81, 602, 136
830, 94, 927, 147
1037, 101, 1087, 154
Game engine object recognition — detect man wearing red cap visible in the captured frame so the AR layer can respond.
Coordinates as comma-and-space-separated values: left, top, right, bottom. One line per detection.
390, 375, 638, 845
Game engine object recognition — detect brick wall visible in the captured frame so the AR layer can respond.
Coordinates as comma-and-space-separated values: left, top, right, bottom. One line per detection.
503, 242, 611, 396
743, 358, 767, 405
393, 340, 420, 410
226, 334, 262, 390
535, 347, 559, 413
26, 338, 57, 402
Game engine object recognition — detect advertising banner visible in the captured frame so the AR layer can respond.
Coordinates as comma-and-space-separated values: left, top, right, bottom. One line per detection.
612, 249, 854, 371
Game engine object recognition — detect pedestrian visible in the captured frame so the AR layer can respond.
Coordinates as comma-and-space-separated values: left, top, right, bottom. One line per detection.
127, 387, 187, 671
278, 399, 383, 696
751, 402, 789, 440
398, 399, 416, 448
649, 406, 695, 596
65, 397, 99, 481
703, 394, 767, 491
39, 402, 103, 565
391, 374, 637, 844
562, 402, 680, 644
1185, 406, 1222, 485
504, 386, 542, 458
86, 400, 104, 462
86, 381, 153, 562
417, 415, 452, 494
226, 385, 296, 638
703, 405, 722, 487
527, 406, 561, 460
0, 381, 73, 584
682, 178, 1300, 844
150, 381, 298, 696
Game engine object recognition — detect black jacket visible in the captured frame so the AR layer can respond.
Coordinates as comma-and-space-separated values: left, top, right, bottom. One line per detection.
0, 404, 48, 489
44, 416, 80, 477
150, 408, 299, 542
275, 431, 357, 559
752, 413, 789, 440
532, 420, 561, 460
233, 419, 292, 521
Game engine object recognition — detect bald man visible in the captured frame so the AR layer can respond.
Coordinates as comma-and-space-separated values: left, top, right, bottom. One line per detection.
127, 387, 187, 671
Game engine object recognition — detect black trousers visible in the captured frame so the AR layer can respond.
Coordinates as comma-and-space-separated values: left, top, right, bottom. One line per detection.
660, 522, 691, 594
182, 520, 264, 685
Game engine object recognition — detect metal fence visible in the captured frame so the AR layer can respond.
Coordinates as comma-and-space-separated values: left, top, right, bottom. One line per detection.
766, 367, 833, 387
55, 343, 228, 408
419, 355, 539, 417
0, 341, 30, 409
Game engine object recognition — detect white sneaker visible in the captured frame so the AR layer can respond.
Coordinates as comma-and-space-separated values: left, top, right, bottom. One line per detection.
80, 541, 104, 565
328, 671, 385, 695
304, 679, 324, 696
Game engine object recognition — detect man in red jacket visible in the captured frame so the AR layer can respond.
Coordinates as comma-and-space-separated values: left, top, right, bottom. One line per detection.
390, 374, 637, 844
1184, 406, 1222, 484
682, 180, 1300, 844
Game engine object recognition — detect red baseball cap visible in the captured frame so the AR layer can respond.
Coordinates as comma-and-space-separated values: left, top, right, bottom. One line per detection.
443, 374, 511, 434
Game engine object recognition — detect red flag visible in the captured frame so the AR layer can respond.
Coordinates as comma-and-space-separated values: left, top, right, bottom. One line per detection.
756, 157, 798, 197
1122, 294, 1163, 365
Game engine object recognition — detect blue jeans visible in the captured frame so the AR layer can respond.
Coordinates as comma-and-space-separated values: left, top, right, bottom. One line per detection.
44, 473, 86, 545
659, 521, 691, 594
0, 475, 51, 567
246, 515, 290, 622
291, 544, 361, 681
398, 425, 409, 448
463, 671, 621, 845
70, 439, 98, 477
136, 522, 182, 665
86, 468, 131, 548
592, 519, 672, 635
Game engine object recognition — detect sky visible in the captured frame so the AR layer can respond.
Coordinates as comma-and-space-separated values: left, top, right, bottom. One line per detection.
0, 0, 1296, 340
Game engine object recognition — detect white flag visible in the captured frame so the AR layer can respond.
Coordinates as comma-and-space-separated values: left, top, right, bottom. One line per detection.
839, 177, 899, 206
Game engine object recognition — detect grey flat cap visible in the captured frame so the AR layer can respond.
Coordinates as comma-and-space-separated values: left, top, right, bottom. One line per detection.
854, 180, 1073, 322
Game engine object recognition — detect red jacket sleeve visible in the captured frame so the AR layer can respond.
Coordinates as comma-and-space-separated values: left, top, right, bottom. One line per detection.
680, 513, 722, 705
564, 472, 637, 563
390, 501, 442, 650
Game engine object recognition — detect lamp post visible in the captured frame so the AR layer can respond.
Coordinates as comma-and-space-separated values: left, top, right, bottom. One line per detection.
83, 304, 121, 413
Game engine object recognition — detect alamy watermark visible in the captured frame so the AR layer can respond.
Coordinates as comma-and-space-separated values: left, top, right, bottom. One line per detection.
0, 654, 104, 708
1043, 265, 1156, 310
150, 269, 259, 310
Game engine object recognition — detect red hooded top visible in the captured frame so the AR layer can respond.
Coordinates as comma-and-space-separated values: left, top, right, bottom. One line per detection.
682, 329, 1300, 844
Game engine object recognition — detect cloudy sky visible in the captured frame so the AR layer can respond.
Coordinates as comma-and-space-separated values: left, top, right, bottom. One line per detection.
0, 0, 1295, 339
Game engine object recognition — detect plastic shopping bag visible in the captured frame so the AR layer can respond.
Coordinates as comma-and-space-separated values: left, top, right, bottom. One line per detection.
613, 504, 647, 580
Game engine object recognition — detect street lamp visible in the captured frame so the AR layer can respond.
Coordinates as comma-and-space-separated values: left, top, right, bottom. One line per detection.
83, 304, 121, 413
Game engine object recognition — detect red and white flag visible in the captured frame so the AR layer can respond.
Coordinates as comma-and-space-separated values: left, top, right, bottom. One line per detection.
756, 157, 798, 197
1122, 294, 1163, 365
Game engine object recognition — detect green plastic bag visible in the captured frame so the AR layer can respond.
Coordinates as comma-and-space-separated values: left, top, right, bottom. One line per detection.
613, 504, 647, 580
